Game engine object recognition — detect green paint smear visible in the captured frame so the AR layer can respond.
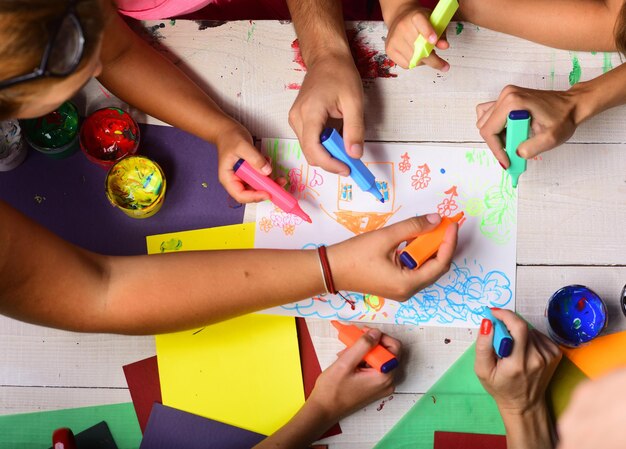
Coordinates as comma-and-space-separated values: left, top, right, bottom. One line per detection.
455, 22, 464, 35
160, 238, 182, 253
603, 52, 613, 73
170, 19, 176, 26
247, 22, 256, 42
569, 54, 581, 86
591, 51, 597, 55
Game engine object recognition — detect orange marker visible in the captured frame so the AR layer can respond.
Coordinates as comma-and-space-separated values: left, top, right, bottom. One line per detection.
331, 321, 399, 373
399, 212, 464, 269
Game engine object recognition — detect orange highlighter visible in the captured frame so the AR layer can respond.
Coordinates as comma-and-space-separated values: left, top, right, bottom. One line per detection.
399, 212, 464, 269
331, 321, 399, 373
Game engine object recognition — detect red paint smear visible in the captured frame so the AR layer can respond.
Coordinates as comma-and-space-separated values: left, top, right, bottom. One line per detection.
285, 83, 301, 90
290, 32, 397, 80
576, 297, 587, 311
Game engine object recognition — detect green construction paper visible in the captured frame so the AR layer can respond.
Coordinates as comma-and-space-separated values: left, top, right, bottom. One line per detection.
375, 343, 505, 449
0, 403, 141, 449
547, 356, 588, 419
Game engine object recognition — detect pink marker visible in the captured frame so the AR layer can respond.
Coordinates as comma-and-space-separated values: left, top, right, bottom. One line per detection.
233, 158, 312, 223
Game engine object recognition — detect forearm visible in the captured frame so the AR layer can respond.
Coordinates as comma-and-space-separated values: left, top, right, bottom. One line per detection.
0, 202, 324, 334
97, 13, 236, 144
569, 63, 626, 125
254, 400, 335, 449
286, 0, 351, 66
501, 404, 555, 449
459, 0, 617, 51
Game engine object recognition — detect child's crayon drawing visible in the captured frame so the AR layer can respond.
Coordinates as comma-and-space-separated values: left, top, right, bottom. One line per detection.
256, 139, 517, 328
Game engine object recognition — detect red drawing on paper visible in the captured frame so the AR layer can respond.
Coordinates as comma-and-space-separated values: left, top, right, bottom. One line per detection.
309, 169, 324, 188
437, 185, 459, 217
411, 163, 431, 190
399, 152, 411, 173
288, 167, 305, 195
270, 207, 303, 235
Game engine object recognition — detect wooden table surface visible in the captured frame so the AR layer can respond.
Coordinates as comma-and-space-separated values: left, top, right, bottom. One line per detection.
1, 20, 625, 448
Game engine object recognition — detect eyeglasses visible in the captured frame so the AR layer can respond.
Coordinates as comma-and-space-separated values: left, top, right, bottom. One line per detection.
0, 0, 85, 90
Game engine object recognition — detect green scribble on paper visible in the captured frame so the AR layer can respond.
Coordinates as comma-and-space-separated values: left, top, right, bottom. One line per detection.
480, 171, 517, 244
603, 52, 613, 73
465, 148, 494, 167
591, 51, 597, 55
160, 238, 182, 253
569, 53, 581, 86
456, 23, 464, 35
247, 21, 256, 42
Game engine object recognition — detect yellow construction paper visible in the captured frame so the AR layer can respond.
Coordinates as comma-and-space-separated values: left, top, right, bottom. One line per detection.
146, 224, 305, 435
562, 330, 626, 379
146, 223, 255, 254
155, 314, 304, 435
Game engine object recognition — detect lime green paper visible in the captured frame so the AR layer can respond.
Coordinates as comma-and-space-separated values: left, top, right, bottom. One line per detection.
547, 355, 588, 418
375, 343, 504, 448
0, 403, 141, 449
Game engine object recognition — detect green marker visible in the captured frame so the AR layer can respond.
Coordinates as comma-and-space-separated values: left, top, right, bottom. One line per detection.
505, 110, 531, 188
409, 0, 459, 69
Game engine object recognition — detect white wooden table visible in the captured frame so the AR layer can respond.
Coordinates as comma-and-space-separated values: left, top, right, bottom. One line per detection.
1, 20, 625, 448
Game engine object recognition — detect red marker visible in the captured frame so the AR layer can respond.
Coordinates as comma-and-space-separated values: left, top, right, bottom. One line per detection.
52, 428, 77, 449
233, 158, 312, 223
331, 321, 399, 373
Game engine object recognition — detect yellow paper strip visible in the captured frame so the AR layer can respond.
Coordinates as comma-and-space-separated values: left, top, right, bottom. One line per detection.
146, 223, 255, 254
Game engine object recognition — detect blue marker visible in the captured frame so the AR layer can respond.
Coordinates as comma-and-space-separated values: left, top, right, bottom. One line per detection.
481, 307, 513, 358
320, 128, 385, 203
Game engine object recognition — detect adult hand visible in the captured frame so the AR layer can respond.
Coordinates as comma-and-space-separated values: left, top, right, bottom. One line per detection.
557, 368, 626, 449
383, 1, 450, 70
215, 121, 284, 203
288, 53, 365, 176
328, 214, 458, 301
309, 327, 401, 419
476, 85, 580, 168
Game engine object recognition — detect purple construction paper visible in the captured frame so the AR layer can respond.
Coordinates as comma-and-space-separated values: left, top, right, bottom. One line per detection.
0, 124, 244, 255
139, 403, 266, 449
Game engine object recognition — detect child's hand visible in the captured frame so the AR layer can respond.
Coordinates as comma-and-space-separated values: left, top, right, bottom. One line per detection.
475, 309, 562, 415
383, 1, 450, 70
557, 369, 626, 449
309, 327, 401, 420
328, 214, 457, 301
476, 85, 580, 167
215, 122, 284, 204
288, 53, 365, 175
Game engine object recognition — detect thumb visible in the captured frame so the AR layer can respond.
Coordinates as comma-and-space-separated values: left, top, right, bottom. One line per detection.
339, 328, 382, 369
239, 142, 272, 176
516, 132, 558, 159
342, 100, 365, 159
474, 318, 497, 379
382, 214, 442, 246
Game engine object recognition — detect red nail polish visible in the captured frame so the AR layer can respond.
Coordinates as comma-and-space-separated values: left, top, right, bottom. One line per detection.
52, 428, 77, 449
499, 162, 506, 170
480, 318, 492, 335
491, 307, 500, 311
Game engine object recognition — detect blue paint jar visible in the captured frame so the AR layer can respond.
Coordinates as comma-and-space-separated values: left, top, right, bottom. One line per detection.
546, 285, 607, 348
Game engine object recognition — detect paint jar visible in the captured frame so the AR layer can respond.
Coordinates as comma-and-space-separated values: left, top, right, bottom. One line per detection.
0, 119, 27, 171
80, 107, 140, 169
105, 155, 166, 219
20, 101, 79, 159
545, 285, 608, 348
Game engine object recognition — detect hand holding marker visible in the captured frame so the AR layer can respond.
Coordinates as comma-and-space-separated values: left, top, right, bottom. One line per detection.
481, 308, 513, 358
505, 110, 531, 188
233, 158, 312, 223
332, 321, 399, 373
409, 0, 459, 69
320, 128, 385, 203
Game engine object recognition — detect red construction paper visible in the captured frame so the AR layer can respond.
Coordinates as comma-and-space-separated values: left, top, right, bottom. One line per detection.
122, 356, 162, 433
434, 431, 507, 449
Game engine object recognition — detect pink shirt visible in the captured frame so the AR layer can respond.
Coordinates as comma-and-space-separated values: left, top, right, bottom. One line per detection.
116, 0, 216, 20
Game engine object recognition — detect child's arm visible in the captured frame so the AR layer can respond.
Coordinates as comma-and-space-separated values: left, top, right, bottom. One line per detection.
0, 201, 456, 335
285, 0, 366, 176
96, 3, 272, 204
380, 0, 451, 70
255, 328, 401, 449
459, 0, 620, 51
476, 63, 626, 165
475, 309, 562, 449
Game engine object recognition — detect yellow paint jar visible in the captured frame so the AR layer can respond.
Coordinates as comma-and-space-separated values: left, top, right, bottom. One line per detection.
105, 155, 166, 219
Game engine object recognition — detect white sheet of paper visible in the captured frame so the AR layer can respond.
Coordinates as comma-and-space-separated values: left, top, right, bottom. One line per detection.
255, 138, 517, 328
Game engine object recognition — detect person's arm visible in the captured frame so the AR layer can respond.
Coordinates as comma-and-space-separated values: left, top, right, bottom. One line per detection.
0, 201, 456, 334
459, 0, 620, 51
476, 63, 626, 165
474, 309, 562, 449
380, 0, 450, 70
97, 2, 272, 204
255, 328, 400, 448
286, 0, 365, 175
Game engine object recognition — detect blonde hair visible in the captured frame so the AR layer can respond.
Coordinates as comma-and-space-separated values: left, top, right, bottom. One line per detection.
0, 0, 105, 119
